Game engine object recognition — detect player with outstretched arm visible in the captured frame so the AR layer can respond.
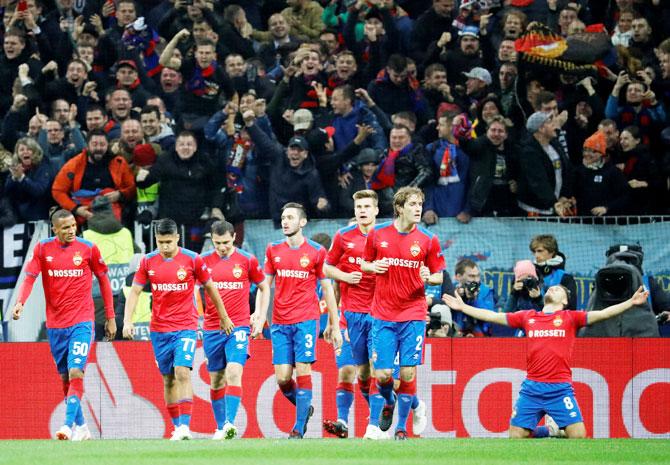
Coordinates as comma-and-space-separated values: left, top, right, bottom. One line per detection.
443, 284, 650, 438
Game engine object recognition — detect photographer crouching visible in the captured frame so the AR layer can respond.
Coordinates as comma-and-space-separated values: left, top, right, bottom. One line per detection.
449, 259, 497, 337
505, 260, 543, 337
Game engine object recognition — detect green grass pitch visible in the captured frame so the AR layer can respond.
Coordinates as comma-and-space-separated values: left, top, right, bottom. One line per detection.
0, 439, 668, 465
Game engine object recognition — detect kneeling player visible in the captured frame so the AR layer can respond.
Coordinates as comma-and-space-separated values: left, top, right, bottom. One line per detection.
443, 284, 649, 438
201, 221, 269, 439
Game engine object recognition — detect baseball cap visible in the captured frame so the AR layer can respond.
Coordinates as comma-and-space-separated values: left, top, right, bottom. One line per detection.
459, 25, 480, 39
116, 59, 138, 71
463, 67, 492, 85
292, 109, 313, 131
356, 148, 381, 165
288, 136, 309, 150
526, 111, 552, 134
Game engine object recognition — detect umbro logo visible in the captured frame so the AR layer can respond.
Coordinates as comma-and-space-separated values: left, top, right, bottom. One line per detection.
46, 256, 53, 262
184, 354, 192, 361
236, 344, 244, 349
346, 242, 355, 248
274, 257, 281, 262
380, 242, 388, 248
148, 270, 155, 276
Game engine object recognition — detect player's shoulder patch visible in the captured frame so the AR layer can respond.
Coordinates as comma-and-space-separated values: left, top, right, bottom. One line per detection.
180, 247, 198, 259
75, 236, 95, 248
374, 220, 393, 231
145, 249, 161, 259
339, 223, 358, 235
306, 239, 323, 251
236, 248, 255, 260
200, 249, 217, 259
416, 225, 435, 238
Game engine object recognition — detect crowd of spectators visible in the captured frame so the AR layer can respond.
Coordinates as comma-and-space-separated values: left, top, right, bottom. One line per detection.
1, 0, 670, 249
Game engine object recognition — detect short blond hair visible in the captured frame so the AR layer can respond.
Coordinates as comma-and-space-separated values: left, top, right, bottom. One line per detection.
393, 186, 424, 217
352, 189, 378, 205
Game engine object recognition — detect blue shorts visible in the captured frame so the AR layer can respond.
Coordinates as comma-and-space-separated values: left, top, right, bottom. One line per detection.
344, 311, 374, 365
271, 320, 317, 365
202, 326, 250, 372
335, 329, 355, 368
47, 321, 94, 374
511, 379, 584, 430
150, 330, 198, 375
371, 319, 425, 370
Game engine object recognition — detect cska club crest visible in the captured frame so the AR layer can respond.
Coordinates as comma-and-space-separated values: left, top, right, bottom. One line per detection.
300, 254, 310, 268
553, 316, 563, 327
72, 251, 83, 266
232, 264, 243, 279
177, 266, 187, 281
410, 241, 421, 257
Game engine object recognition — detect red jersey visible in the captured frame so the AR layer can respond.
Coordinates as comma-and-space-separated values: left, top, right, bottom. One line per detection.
326, 224, 375, 314
133, 248, 210, 332
263, 238, 326, 325
506, 309, 588, 383
23, 237, 110, 329
363, 221, 445, 322
201, 248, 264, 329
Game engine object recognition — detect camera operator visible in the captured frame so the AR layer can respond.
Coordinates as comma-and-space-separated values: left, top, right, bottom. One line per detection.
425, 270, 455, 337
450, 259, 497, 337
505, 260, 543, 337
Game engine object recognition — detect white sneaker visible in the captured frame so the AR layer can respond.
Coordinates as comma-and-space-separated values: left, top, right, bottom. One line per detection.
169, 425, 193, 441
545, 415, 566, 438
212, 429, 225, 440
55, 425, 72, 441
72, 424, 92, 441
412, 400, 427, 436
222, 423, 237, 439
363, 424, 390, 440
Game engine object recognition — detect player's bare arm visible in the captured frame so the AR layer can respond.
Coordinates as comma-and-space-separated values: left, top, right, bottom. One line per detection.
587, 286, 649, 325
203, 280, 234, 335
361, 259, 389, 274
442, 292, 508, 326
104, 318, 117, 340
420, 262, 443, 286
324, 263, 362, 285
251, 279, 271, 338
11, 302, 24, 320
122, 284, 144, 339
251, 275, 273, 337
320, 278, 343, 355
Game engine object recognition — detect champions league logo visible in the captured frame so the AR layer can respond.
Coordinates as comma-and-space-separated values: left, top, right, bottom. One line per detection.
177, 266, 187, 281
410, 241, 421, 257
72, 252, 83, 266
232, 264, 243, 279
300, 254, 310, 268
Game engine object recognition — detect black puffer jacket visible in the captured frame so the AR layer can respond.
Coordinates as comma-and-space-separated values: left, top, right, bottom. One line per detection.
247, 124, 327, 225
139, 150, 220, 225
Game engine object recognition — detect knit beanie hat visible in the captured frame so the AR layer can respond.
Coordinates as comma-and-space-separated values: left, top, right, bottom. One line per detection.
526, 111, 551, 133
583, 131, 606, 155
514, 260, 538, 281
133, 144, 157, 167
